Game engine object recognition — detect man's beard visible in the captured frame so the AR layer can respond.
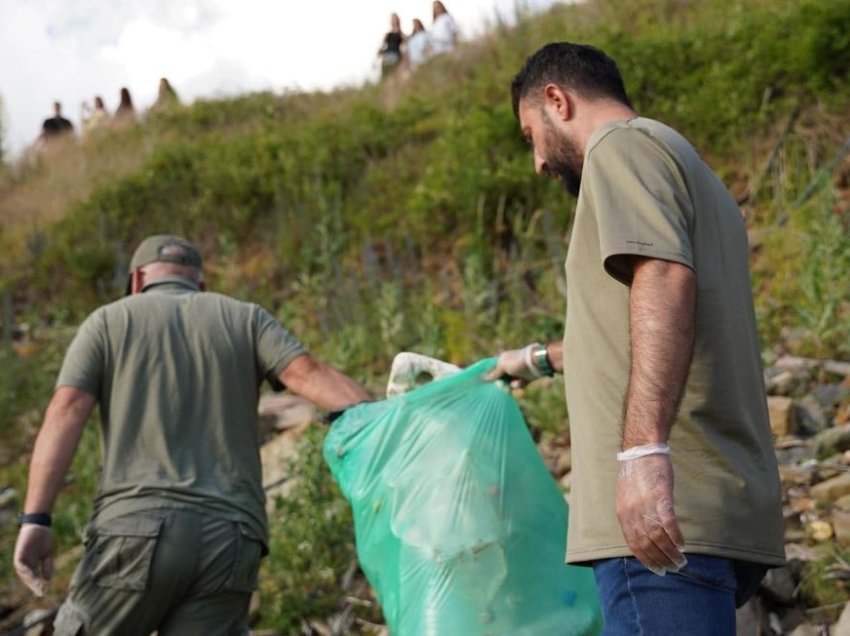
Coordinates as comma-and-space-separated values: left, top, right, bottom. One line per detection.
542, 115, 583, 197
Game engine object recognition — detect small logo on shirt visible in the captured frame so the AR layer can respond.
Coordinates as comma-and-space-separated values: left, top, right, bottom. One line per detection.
626, 240, 654, 247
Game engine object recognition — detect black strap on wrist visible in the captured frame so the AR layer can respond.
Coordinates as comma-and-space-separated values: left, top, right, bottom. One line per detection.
18, 512, 52, 527
323, 399, 376, 425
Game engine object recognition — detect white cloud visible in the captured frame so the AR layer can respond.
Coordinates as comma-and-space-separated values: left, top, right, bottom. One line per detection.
0, 0, 558, 157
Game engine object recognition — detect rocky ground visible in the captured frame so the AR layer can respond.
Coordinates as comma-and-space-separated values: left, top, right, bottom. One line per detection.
3, 356, 850, 635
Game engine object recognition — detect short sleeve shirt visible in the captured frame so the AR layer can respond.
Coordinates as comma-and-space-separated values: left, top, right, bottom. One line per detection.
563, 119, 785, 566
57, 277, 306, 541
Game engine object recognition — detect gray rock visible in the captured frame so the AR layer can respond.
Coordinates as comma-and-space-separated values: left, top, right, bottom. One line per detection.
761, 566, 796, 604
813, 425, 850, 456
735, 597, 763, 635
831, 601, 850, 636
788, 622, 825, 636
811, 473, 850, 503
779, 464, 814, 487
769, 396, 797, 436
780, 609, 808, 635
832, 508, 850, 546
765, 369, 799, 395
23, 608, 56, 636
797, 396, 828, 434
812, 384, 850, 409
776, 444, 814, 466
257, 394, 315, 442
765, 368, 799, 395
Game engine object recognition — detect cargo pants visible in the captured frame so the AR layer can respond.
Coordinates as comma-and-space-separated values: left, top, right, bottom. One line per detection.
53, 508, 264, 636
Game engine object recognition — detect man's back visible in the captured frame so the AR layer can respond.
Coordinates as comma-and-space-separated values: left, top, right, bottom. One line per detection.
57, 276, 305, 538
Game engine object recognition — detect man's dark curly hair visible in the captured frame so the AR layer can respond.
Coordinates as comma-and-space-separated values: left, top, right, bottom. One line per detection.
511, 42, 632, 120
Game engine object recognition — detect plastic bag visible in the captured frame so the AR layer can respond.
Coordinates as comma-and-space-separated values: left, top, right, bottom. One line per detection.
323, 358, 602, 635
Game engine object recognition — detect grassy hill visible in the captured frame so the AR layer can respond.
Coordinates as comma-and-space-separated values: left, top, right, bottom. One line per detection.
1, 0, 850, 631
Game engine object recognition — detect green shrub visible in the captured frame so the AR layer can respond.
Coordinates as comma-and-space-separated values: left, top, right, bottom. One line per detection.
259, 427, 373, 632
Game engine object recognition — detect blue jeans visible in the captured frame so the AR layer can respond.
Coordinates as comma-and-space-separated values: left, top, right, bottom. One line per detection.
592, 554, 767, 636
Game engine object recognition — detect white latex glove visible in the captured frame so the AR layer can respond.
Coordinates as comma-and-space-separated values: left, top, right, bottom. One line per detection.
14, 524, 54, 596
615, 452, 687, 576
483, 345, 542, 389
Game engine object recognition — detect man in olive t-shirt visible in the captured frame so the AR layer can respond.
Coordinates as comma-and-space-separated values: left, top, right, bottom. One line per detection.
488, 43, 784, 634
14, 235, 372, 635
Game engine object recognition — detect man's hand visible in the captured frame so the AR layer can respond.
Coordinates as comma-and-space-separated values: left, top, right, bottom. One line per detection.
615, 453, 687, 576
483, 347, 536, 388
14, 525, 54, 596
484, 343, 551, 389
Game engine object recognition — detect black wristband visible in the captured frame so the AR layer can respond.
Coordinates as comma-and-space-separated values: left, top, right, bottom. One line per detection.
323, 399, 375, 425
18, 512, 52, 527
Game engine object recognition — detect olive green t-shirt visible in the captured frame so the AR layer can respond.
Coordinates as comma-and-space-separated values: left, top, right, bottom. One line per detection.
56, 277, 306, 543
563, 118, 785, 566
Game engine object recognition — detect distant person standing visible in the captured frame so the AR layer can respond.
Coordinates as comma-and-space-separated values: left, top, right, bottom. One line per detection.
40, 102, 74, 140
430, 1, 458, 56
113, 87, 136, 127
150, 77, 180, 112
406, 18, 432, 71
80, 96, 109, 135
378, 13, 405, 79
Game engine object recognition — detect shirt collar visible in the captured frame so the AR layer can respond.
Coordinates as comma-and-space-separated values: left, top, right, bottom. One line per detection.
141, 275, 201, 294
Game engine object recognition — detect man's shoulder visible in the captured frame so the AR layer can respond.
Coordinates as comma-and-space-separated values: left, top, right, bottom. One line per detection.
197, 290, 257, 311
587, 117, 698, 171
192, 292, 277, 324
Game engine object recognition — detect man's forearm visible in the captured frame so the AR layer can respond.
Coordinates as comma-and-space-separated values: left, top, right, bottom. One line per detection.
24, 387, 95, 513
280, 354, 372, 412
621, 258, 695, 449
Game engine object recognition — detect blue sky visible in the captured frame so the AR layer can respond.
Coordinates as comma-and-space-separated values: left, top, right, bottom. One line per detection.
0, 0, 558, 157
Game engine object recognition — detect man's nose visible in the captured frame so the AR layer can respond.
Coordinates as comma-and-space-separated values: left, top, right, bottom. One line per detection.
534, 153, 547, 176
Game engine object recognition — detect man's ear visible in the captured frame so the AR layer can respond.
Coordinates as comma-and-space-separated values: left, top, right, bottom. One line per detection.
129, 268, 145, 295
543, 84, 571, 121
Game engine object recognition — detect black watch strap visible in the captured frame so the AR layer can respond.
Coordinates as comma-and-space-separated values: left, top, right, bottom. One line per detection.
18, 512, 52, 527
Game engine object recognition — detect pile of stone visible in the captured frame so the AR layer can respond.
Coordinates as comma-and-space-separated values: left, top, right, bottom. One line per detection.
756, 355, 850, 635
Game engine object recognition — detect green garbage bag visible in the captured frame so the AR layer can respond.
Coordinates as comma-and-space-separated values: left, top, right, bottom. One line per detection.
323, 358, 602, 635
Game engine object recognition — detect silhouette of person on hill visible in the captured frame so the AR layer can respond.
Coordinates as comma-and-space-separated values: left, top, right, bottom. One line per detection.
430, 1, 458, 56
406, 18, 432, 71
113, 87, 136, 127
151, 77, 180, 112
40, 102, 74, 140
81, 96, 109, 135
378, 13, 405, 79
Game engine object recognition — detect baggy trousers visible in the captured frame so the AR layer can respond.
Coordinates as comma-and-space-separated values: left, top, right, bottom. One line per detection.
53, 508, 264, 636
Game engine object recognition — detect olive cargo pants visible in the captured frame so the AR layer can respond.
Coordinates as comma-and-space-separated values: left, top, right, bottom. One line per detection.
53, 508, 264, 636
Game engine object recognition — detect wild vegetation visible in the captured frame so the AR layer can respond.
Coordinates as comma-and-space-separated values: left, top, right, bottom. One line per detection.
1, 0, 850, 632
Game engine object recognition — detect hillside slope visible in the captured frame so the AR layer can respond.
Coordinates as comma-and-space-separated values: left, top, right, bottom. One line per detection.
1, 0, 850, 632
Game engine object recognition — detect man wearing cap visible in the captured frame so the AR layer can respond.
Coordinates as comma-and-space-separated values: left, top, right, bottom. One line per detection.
13, 235, 372, 635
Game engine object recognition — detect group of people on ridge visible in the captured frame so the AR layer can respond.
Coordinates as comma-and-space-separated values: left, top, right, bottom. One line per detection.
378, 1, 458, 79
38, 79, 179, 146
